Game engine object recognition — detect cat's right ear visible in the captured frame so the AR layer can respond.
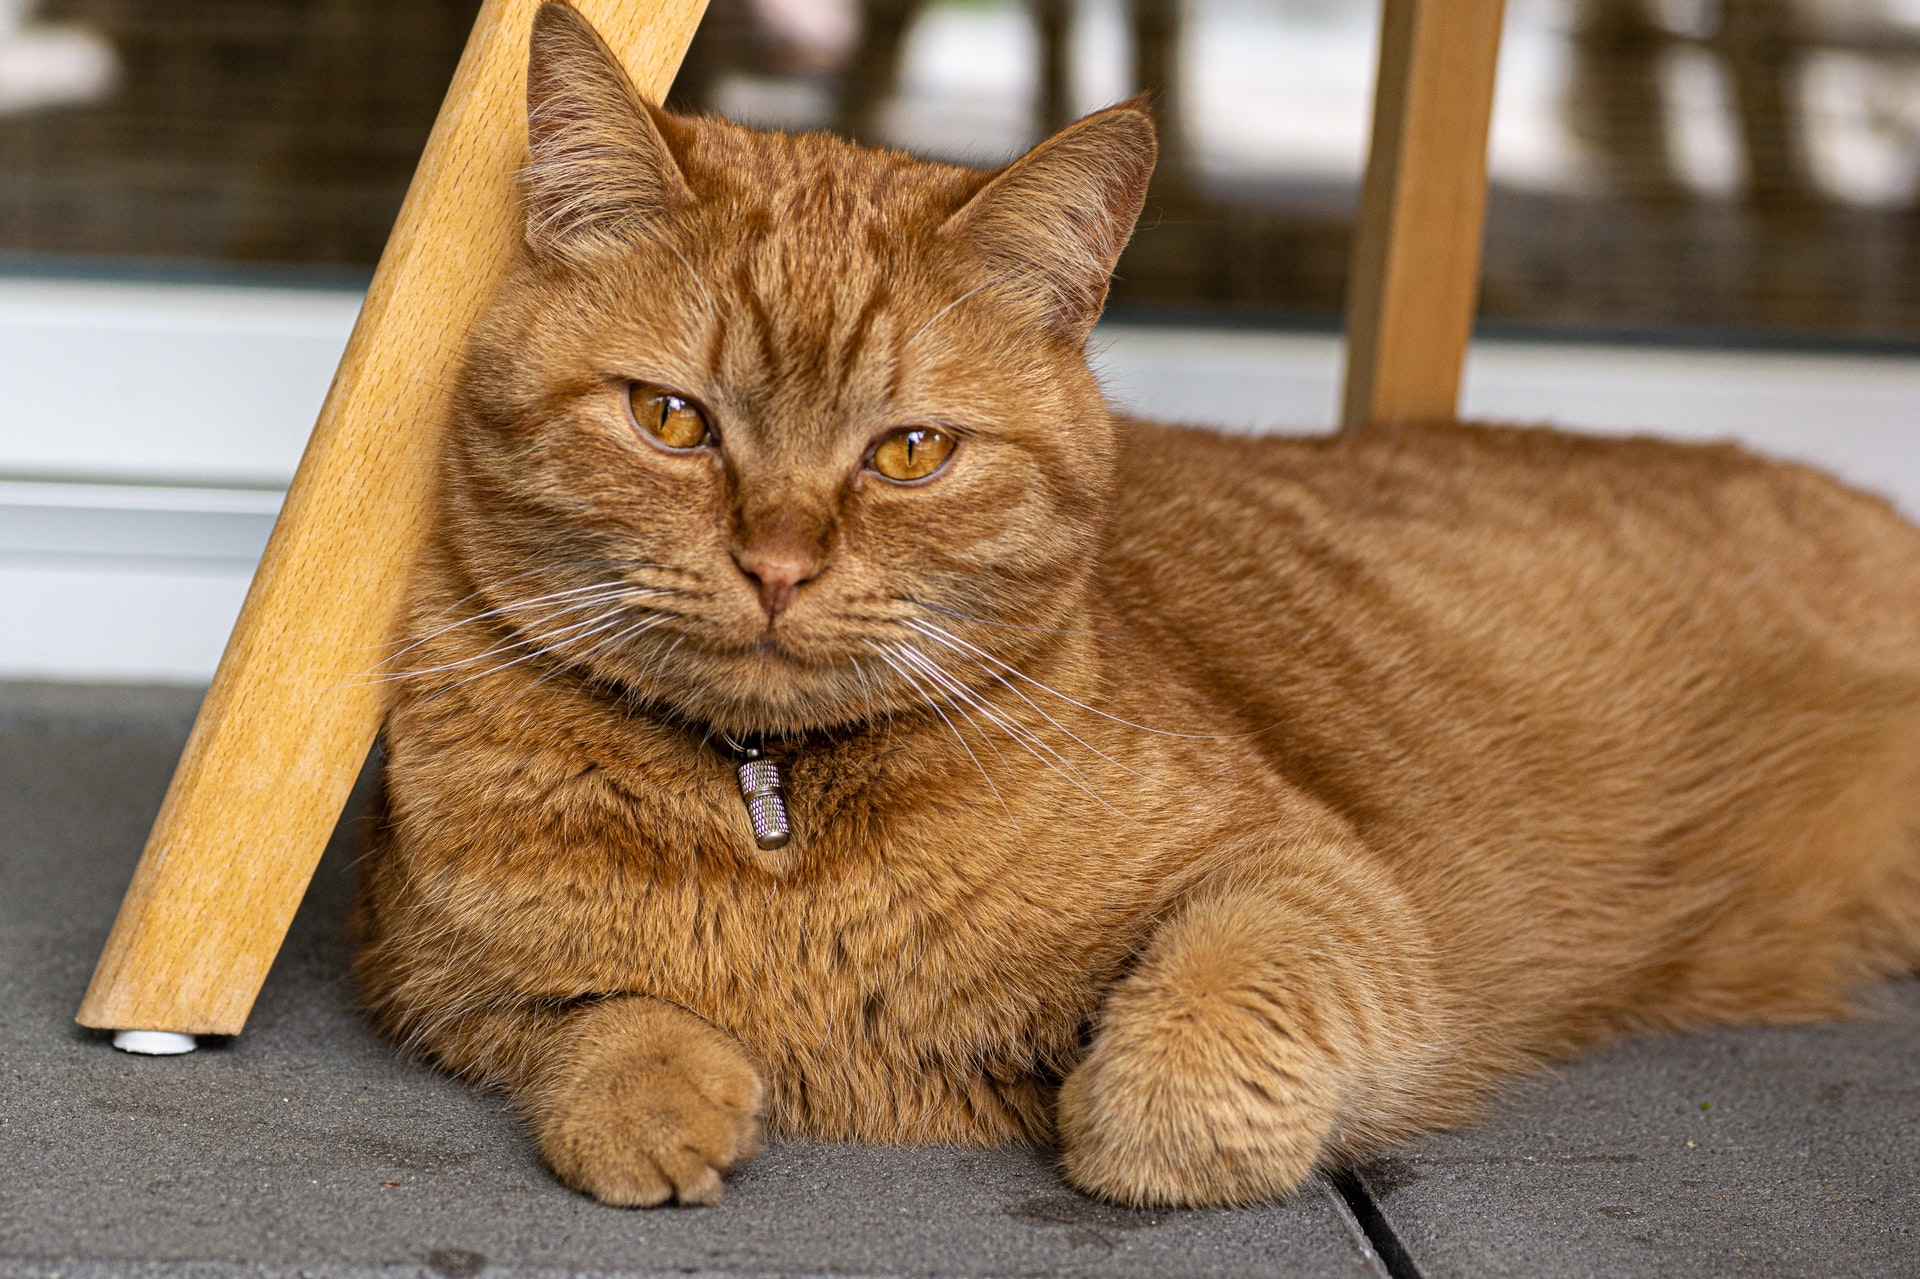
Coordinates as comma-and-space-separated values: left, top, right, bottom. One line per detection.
522, 1, 694, 260
938, 99, 1156, 343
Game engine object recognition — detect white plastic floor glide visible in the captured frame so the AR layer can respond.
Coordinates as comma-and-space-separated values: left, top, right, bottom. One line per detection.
112, 1030, 197, 1055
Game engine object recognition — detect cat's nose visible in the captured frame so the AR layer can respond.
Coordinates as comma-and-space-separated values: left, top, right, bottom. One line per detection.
735, 548, 822, 623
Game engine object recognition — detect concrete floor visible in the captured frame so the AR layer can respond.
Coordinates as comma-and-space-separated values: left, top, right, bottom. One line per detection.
2, 682, 1916, 1278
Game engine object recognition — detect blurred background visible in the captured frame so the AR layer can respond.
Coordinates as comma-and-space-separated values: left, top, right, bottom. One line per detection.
4, 0, 1920, 681
4, 0, 1920, 341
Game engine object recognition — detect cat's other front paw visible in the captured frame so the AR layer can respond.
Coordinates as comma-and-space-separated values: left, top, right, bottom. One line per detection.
1056, 915, 1341, 1207
533, 998, 764, 1207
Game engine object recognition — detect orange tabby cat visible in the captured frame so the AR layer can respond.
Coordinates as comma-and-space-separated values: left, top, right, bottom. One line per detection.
353, 0, 1920, 1209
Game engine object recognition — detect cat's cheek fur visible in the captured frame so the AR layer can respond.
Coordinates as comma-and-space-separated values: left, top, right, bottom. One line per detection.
526, 996, 766, 1207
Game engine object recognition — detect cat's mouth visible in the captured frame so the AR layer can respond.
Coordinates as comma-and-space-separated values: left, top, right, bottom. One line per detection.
698, 629, 847, 687
717, 611, 880, 662
741, 633, 811, 663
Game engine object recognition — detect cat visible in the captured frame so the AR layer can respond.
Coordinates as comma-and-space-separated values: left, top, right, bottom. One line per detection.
352, 0, 1920, 1209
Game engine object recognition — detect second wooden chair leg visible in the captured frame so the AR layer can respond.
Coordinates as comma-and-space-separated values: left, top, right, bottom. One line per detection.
1341, 0, 1507, 431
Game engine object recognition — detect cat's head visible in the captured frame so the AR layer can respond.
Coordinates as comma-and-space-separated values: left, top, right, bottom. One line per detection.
446, 0, 1155, 738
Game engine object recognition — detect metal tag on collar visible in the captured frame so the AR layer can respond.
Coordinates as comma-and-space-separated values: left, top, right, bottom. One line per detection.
726, 735, 791, 851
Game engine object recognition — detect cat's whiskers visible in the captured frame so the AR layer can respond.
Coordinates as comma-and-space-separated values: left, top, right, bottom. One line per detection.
898, 596, 1115, 639
846, 655, 892, 733
413, 606, 651, 703
866, 641, 1023, 838
580, 613, 672, 664
376, 574, 667, 674
372, 590, 644, 684
395, 559, 681, 643
887, 642, 1024, 780
901, 618, 1176, 791
416, 614, 633, 702
885, 640, 1123, 816
381, 579, 651, 669
632, 632, 688, 699
509, 614, 677, 704
905, 617, 1254, 742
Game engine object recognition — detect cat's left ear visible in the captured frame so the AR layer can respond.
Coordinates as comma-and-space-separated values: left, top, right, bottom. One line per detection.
522, 1, 695, 260
939, 99, 1157, 343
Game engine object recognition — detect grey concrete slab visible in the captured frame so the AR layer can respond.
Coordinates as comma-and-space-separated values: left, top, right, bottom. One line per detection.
1353, 985, 1920, 1279
0, 682, 1382, 1279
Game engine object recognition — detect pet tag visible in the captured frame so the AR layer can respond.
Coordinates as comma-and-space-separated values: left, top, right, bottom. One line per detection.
732, 741, 792, 851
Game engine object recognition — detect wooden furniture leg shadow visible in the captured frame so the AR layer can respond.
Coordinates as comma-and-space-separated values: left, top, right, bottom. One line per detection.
77, 0, 1504, 1043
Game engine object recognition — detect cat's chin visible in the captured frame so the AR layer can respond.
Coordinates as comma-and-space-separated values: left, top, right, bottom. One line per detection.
599, 642, 885, 742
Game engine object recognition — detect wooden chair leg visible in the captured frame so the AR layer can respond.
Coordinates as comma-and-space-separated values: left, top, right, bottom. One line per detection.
1341, 0, 1506, 431
77, 0, 709, 1039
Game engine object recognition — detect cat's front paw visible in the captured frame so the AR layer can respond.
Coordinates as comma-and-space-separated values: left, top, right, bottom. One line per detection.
534, 998, 765, 1207
1056, 935, 1341, 1207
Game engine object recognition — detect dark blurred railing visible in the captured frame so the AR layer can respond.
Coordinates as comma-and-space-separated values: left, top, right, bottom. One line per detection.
1, 0, 1916, 343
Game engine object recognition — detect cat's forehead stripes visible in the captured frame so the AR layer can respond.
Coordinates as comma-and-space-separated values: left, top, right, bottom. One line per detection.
704, 262, 906, 454
666, 128, 974, 446
664, 176, 948, 443
735, 227, 902, 384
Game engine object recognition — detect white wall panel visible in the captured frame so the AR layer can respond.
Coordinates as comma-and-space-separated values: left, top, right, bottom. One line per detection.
0, 278, 357, 486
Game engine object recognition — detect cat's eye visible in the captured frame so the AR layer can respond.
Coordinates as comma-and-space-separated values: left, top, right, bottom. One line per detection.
870, 427, 957, 483
628, 383, 713, 450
